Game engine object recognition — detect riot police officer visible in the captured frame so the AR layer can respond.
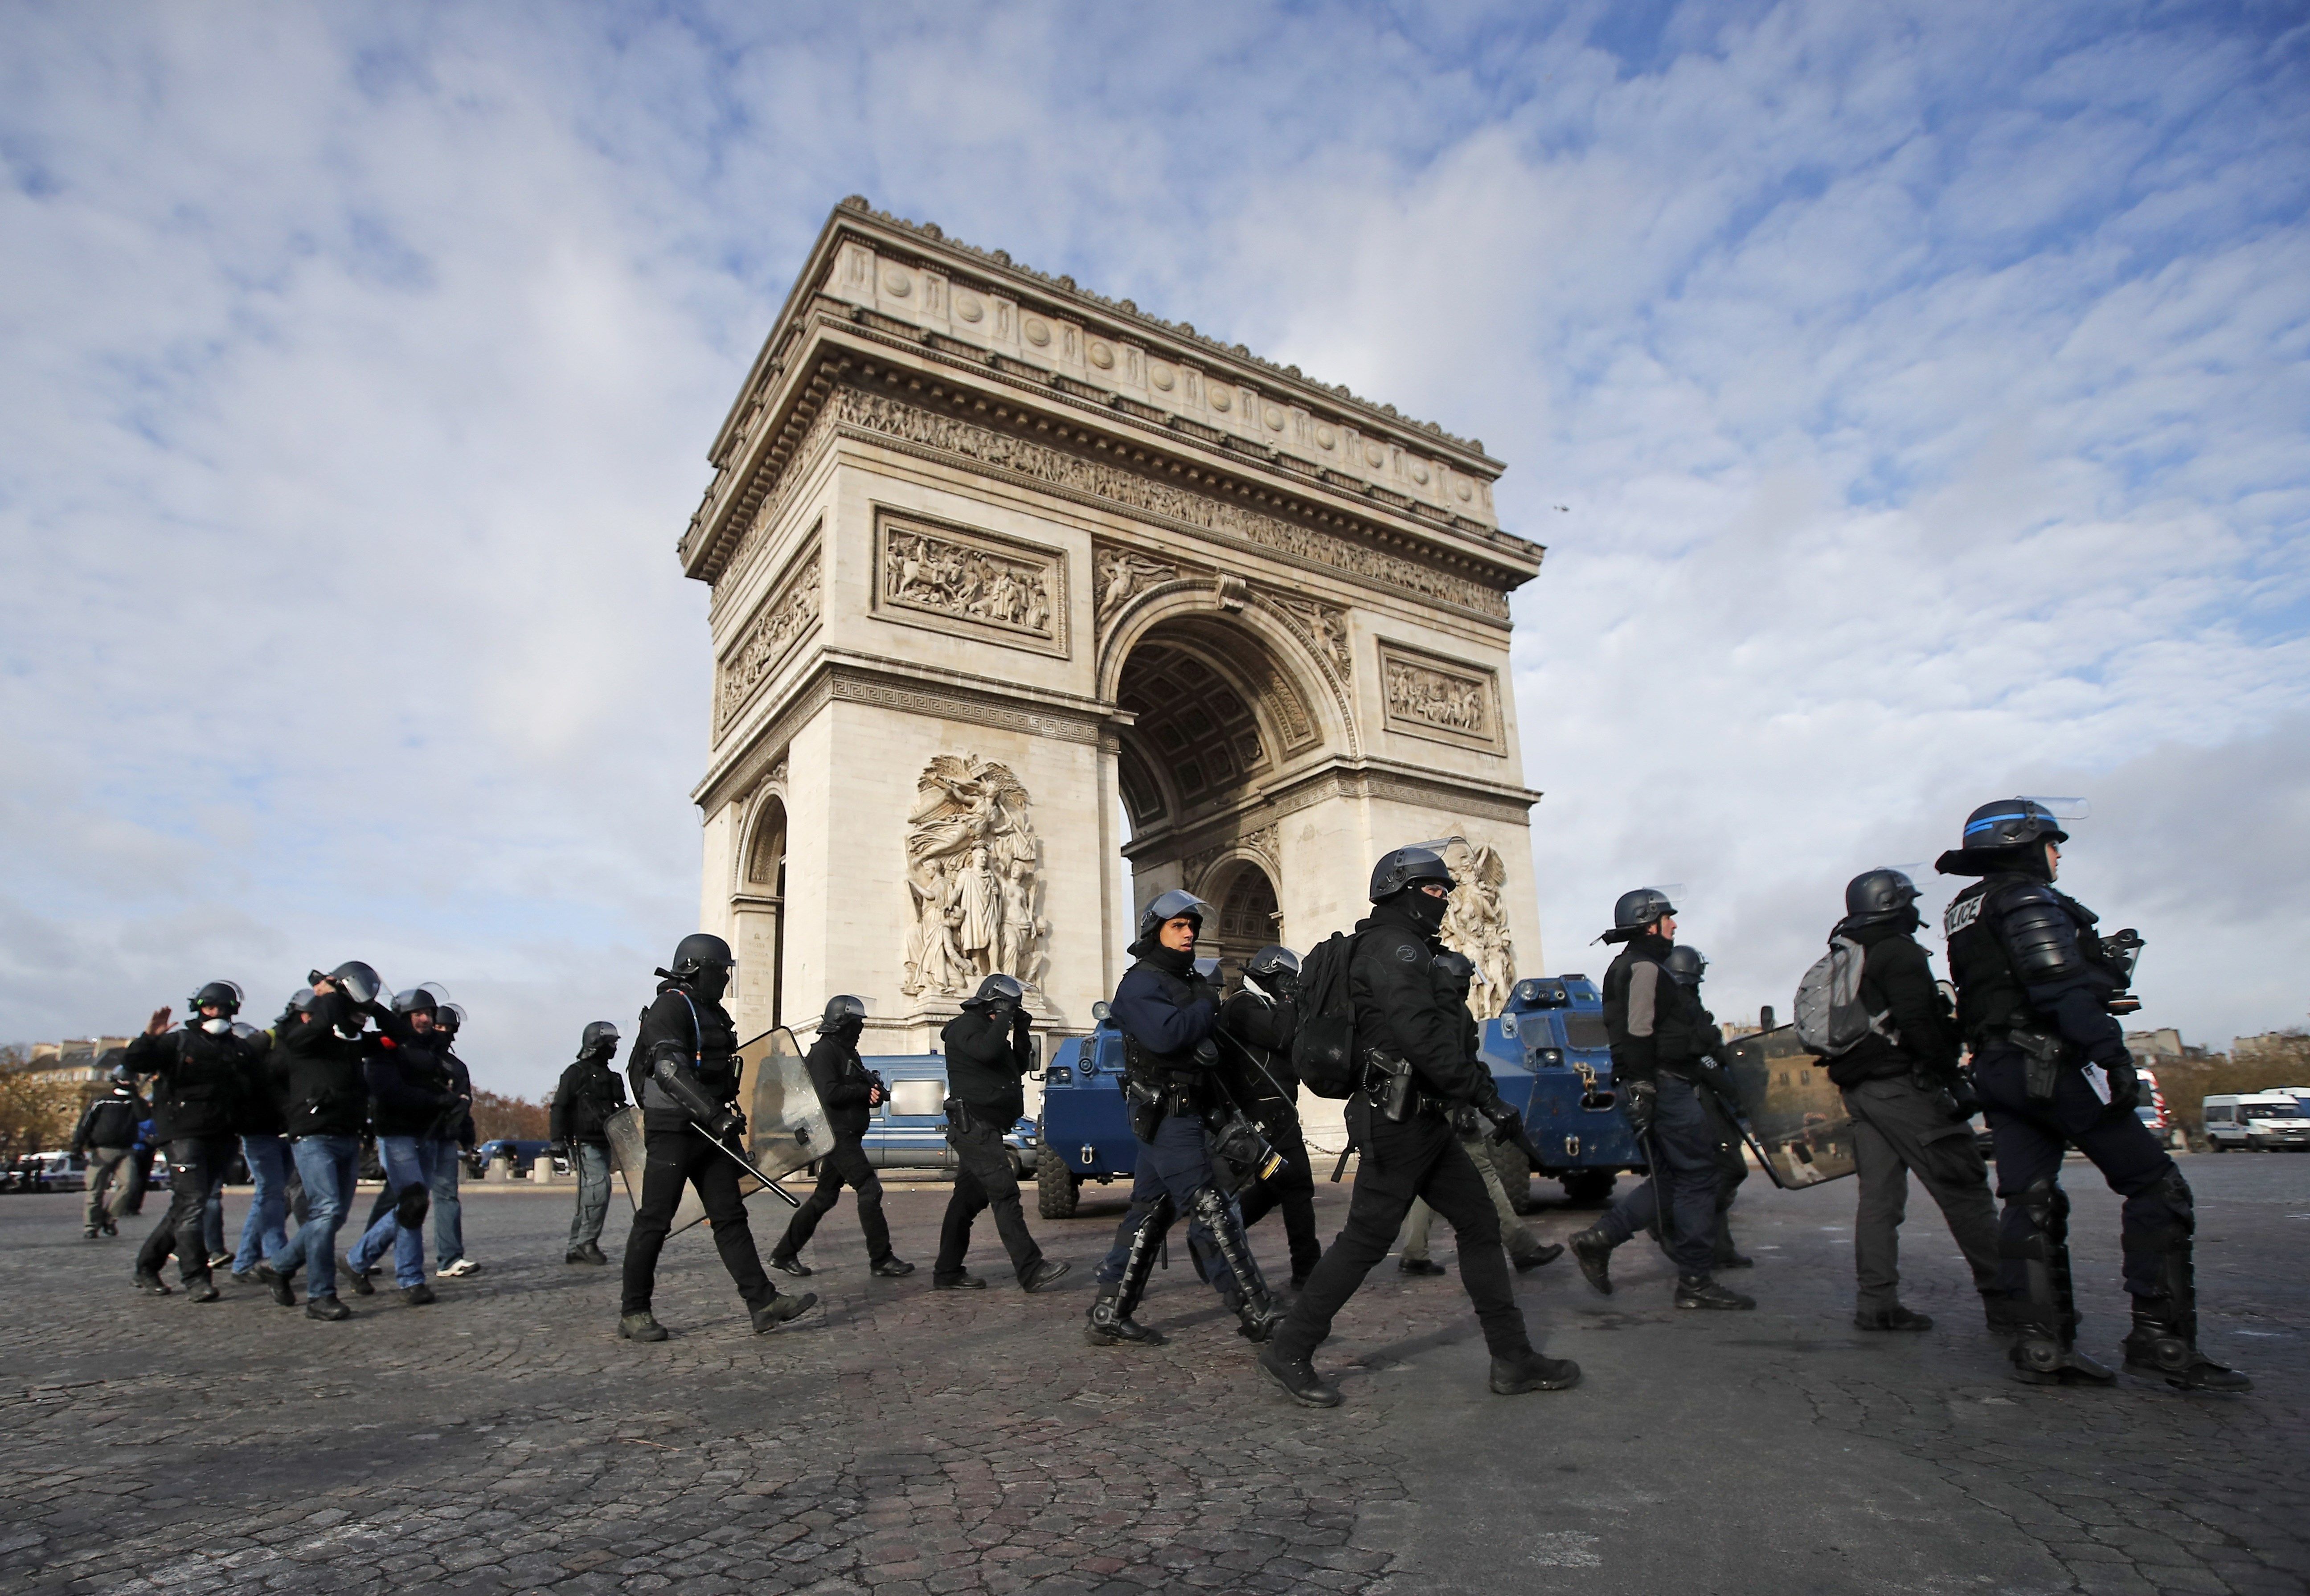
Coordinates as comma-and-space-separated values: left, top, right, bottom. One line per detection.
1086, 892, 1284, 1347
1219, 945, 1323, 1289
123, 980, 260, 1301
1259, 849, 1579, 1406
1567, 891, 1753, 1310
617, 933, 816, 1342
934, 975, 1068, 1292
1661, 945, 1752, 1273
1938, 799, 2248, 1390
1820, 870, 2006, 1333
771, 996, 913, 1279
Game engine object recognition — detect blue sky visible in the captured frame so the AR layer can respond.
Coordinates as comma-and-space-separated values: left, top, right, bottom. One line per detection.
3, 1, 2305, 1095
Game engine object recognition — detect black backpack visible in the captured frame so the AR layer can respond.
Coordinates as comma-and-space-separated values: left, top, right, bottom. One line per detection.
1290, 932, 1363, 1099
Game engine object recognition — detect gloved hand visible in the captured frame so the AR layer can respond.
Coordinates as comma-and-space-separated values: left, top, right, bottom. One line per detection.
2105, 1060, 2141, 1113
1622, 1080, 1658, 1137
1486, 1105, 1526, 1150
1010, 1006, 1031, 1039
707, 1108, 747, 1145
1949, 1070, 1983, 1122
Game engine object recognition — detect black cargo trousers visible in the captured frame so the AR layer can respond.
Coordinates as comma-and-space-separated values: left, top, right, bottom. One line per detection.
774, 1137, 892, 1265
1234, 1111, 1322, 1284
1272, 1097, 1533, 1364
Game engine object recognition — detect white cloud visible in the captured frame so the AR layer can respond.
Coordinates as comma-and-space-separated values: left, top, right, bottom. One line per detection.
1, 1, 2304, 1090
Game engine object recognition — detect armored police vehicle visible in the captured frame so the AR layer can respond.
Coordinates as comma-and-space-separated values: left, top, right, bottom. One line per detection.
1479, 975, 1645, 1208
1033, 1003, 1137, 1218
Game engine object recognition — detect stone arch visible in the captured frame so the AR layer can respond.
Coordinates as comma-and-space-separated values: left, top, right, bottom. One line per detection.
1200, 855, 1282, 979
1098, 587, 1357, 762
732, 786, 790, 1031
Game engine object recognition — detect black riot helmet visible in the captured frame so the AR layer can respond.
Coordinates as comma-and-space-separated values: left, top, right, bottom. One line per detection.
311, 961, 389, 1007
1663, 945, 1708, 987
1843, 868, 1921, 928
435, 1002, 467, 1036
1369, 846, 1454, 904
1601, 887, 1677, 944
189, 980, 243, 1015
285, 986, 315, 1020
579, 1020, 621, 1057
1434, 949, 1476, 994
1135, 889, 1210, 949
391, 988, 439, 1019
1936, 798, 2072, 878
1243, 945, 1301, 998
665, 933, 735, 979
822, 994, 868, 1031
962, 973, 1026, 1011
111, 1061, 135, 1084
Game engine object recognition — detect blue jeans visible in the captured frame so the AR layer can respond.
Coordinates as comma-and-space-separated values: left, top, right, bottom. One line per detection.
271, 1135, 360, 1299
350, 1135, 437, 1288
1094, 1112, 1238, 1298
233, 1134, 292, 1274
428, 1141, 465, 1268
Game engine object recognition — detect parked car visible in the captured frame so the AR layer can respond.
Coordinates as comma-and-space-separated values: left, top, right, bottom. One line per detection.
2202, 1093, 2310, 1152
475, 1138, 565, 1175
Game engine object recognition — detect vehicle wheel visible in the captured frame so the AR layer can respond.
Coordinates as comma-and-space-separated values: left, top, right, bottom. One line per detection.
1490, 1139, 1533, 1214
1036, 1146, 1080, 1220
1560, 1170, 1617, 1207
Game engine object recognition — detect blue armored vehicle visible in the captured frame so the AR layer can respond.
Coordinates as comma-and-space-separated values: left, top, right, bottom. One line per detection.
1032, 1005, 1138, 1218
1479, 974, 1645, 1208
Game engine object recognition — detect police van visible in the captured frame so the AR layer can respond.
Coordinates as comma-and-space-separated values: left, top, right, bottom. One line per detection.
2201, 1093, 2310, 1152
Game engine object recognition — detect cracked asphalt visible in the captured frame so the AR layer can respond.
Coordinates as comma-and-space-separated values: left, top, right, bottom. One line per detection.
0, 1151, 2301, 1596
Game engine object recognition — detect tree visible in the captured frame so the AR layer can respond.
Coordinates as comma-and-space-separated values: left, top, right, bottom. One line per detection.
0, 1045, 83, 1160
470, 1089, 550, 1142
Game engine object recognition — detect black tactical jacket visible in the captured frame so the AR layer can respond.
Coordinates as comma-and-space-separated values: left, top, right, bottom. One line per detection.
551, 1052, 628, 1146
124, 1025, 260, 1142
274, 991, 417, 1139
805, 1030, 876, 1142
941, 1007, 1031, 1124
628, 980, 741, 1133
1827, 919, 1959, 1089
1944, 873, 2127, 1068
1602, 934, 1710, 1087
1348, 896, 1497, 1106
1217, 988, 1298, 1107
365, 1032, 456, 1139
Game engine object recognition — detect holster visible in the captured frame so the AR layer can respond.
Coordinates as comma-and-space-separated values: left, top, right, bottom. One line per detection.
943, 1096, 976, 1137
2007, 1027, 2072, 1104
1364, 1052, 1416, 1123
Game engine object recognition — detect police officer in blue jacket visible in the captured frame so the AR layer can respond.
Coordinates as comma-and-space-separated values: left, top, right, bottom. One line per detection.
1085, 890, 1285, 1348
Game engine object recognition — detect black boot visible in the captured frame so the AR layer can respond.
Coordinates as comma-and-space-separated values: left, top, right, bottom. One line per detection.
769, 1254, 812, 1277
751, 1293, 818, 1333
1397, 1256, 1446, 1276
2122, 1315, 2251, 1392
1514, 1242, 1565, 1273
133, 1268, 172, 1297
2005, 1178, 2113, 1386
1569, 1228, 1615, 1296
870, 1256, 915, 1277
2117, 1170, 2251, 1391
1675, 1275, 1755, 1310
1258, 1345, 1342, 1407
1085, 1285, 1166, 1347
1855, 1305, 1932, 1332
304, 1294, 352, 1322
1489, 1348, 1582, 1393
256, 1262, 298, 1307
618, 1310, 668, 1342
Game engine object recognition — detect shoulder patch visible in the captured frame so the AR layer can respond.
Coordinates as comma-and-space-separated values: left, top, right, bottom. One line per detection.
1395, 945, 1421, 963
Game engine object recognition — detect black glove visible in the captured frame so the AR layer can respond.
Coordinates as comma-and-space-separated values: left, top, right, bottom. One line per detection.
1948, 1070, 1983, 1122
1486, 1105, 1526, 1150
2105, 1060, 2141, 1113
1622, 1080, 1658, 1137
707, 1108, 747, 1145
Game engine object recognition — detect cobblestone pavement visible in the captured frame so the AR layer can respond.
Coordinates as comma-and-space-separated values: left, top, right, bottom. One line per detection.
0, 1153, 2301, 1596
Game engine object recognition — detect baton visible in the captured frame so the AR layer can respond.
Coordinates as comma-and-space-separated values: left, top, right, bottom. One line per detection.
704, 1129, 803, 1208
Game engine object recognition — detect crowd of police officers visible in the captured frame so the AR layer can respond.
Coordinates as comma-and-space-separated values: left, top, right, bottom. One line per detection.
94, 795, 2248, 1399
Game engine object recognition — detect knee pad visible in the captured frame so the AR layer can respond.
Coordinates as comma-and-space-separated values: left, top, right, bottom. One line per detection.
394, 1185, 431, 1230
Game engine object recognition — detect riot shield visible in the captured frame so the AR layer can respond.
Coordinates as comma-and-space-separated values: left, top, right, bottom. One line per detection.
1724, 1023, 1856, 1189
608, 1024, 831, 1236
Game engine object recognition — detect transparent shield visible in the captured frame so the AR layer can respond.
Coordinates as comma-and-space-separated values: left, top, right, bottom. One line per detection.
2021, 797, 2091, 821
1724, 1024, 1857, 1189
609, 1031, 830, 1236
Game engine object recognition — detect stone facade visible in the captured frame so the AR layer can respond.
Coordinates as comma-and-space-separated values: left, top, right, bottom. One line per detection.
681, 199, 1548, 1149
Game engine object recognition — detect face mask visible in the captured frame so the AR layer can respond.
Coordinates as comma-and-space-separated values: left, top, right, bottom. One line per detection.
1406, 889, 1449, 932
203, 1017, 233, 1035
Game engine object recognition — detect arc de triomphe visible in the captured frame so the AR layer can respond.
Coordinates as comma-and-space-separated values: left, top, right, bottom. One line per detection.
679, 198, 1547, 1143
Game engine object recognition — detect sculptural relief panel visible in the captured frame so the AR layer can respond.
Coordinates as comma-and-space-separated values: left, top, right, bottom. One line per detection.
1379, 641, 1501, 752
716, 541, 823, 733
872, 509, 1069, 658
1093, 542, 1187, 634
1440, 838, 1517, 1019
900, 754, 1049, 999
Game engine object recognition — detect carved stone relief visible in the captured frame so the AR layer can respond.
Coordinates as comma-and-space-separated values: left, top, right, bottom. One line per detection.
901, 754, 1049, 999
1440, 839, 1517, 1019
1259, 589, 1352, 680
1380, 643, 1498, 749
1093, 542, 1181, 632
875, 511, 1067, 657
716, 545, 823, 733
828, 388, 1509, 619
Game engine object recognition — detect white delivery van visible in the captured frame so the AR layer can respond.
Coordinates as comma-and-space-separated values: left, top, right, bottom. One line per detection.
2202, 1093, 2310, 1152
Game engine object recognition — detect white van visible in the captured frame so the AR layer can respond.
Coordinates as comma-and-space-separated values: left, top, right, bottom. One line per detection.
2202, 1093, 2310, 1152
